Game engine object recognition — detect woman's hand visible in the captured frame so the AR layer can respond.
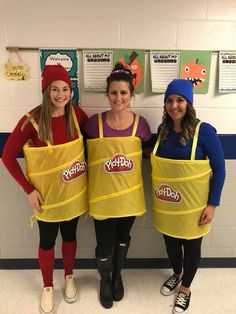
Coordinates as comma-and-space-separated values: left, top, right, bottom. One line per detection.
199, 205, 216, 225
28, 189, 44, 213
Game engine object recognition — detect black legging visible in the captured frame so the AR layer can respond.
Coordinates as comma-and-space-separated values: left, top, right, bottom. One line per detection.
94, 216, 136, 258
38, 216, 79, 250
163, 234, 203, 288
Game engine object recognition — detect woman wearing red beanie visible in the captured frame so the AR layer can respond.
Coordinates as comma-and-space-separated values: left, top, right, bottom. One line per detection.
2, 64, 88, 314
151, 79, 225, 314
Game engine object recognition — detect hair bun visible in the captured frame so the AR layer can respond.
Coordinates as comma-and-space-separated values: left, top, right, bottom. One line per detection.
112, 62, 132, 76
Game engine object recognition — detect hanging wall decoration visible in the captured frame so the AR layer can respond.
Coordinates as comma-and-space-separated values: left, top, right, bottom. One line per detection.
113, 49, 145, 93
219, 51, 236, 93
150, 50, 180, 93
40, 48, 79, 104
179, 50, 212, 94
83, 49, 113, 91
4, 49, 29, 80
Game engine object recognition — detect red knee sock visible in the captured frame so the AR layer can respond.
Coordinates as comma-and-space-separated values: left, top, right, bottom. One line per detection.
62, 240, 77, 277
38, 247, 55, 287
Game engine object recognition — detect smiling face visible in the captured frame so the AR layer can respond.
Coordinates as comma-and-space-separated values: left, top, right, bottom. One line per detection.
49, 80, 71, 115
165, 94, 188, 125
107, 81, 133, 113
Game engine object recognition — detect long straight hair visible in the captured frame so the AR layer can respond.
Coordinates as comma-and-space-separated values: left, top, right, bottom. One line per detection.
22, 85, 74, 144
159, 103, 198, 146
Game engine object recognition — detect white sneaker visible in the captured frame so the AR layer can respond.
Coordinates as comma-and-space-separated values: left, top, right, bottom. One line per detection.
40, 287, 54, 314
64, 274, 78, 303
161, 274, 182, 296
173, 291, 191, 314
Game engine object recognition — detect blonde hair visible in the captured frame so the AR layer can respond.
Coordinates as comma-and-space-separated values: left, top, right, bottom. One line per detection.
22, 85, 74, 144
159, 103, 198, 146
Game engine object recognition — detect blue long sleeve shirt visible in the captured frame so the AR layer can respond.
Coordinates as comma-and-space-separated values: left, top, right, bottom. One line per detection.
156, 122, 225, 206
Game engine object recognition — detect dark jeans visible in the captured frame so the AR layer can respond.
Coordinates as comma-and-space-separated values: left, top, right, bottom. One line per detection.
94, 216, 135, 258
38, 216, 79, 250
163, 234, 203, 287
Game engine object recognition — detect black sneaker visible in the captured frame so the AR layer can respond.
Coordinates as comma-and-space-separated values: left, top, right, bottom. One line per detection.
173, 291, 191, 314
160, 274, 182, 296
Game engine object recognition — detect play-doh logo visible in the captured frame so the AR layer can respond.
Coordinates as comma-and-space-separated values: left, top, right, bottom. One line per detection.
104, 153, 133, 173
62, 161, 86, 182
155, 184, 182, 203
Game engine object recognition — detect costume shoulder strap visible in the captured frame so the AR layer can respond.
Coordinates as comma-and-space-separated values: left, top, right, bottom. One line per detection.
131, 114, 139, 136
190, 122, 202, 160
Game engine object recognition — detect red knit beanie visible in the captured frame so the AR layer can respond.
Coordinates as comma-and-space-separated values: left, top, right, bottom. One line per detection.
41, 64, 72, 92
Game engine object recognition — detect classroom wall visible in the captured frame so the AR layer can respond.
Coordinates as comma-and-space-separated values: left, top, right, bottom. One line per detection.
0, 0, 236, 261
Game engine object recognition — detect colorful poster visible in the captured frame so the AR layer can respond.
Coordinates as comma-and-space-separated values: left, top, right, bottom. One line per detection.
83, 50, 113, 91
113, 49, 145, 93
40, 49, 79, 104
150, 50, 180, 93
179, 50, 212, 94
219, 51, 236, 93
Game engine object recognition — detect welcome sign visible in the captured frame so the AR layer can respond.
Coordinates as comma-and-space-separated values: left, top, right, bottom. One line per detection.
40, 49, 79, 104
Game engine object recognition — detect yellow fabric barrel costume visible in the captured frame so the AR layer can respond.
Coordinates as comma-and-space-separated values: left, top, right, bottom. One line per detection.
87, 113, 146, 220
23, 107, 87, 222
151, 122, 212, 239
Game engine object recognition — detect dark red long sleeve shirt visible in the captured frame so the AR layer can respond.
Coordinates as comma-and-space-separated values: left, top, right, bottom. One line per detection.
2, 106, 88, 194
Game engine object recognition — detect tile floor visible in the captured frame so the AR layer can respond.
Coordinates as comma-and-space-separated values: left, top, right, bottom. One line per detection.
0, 268, 235, 314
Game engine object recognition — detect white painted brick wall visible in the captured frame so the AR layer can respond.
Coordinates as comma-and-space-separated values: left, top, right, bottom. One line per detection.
0, 0, 236, 258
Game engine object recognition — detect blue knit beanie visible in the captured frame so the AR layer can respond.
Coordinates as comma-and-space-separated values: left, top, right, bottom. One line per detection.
164, 79, 193, 105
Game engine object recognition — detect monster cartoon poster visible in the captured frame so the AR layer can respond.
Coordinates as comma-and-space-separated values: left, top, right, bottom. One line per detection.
113, 49, 145, 93
40, 49, 79, 104
179, 50, 212, 94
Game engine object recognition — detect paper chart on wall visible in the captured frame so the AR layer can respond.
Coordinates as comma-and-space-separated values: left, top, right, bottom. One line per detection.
150, 51, 180, 93
219, 51, 236, 93
83, 50, 113, 91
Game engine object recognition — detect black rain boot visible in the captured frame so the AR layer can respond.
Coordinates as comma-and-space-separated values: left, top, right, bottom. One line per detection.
112, 239, 130, 301
96, 254, 113, 309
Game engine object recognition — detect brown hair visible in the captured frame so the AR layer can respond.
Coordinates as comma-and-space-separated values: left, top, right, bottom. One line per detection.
22, 85, 74, 144
106, 62, 135, 95
159, 102, 198, 146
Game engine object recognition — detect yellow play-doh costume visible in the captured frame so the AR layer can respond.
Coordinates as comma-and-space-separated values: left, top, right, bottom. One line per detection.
23, 107, 87, 222
151, 122, 212, 239
87, 113, 146, 220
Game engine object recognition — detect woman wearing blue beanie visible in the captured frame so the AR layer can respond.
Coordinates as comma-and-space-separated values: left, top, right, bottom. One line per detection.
151, 79, 225, 314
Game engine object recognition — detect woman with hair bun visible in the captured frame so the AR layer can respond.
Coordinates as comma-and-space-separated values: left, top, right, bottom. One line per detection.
85, 62, 151, 309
